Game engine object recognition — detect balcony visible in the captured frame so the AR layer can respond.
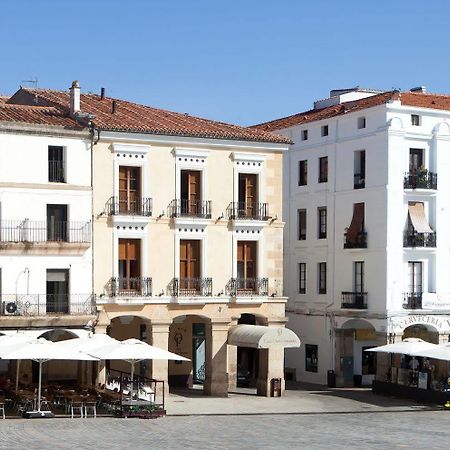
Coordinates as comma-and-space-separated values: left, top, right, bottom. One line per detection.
109, 277, 152, 297
168, 199, 211, 219
106, 197, 152, 216
403, 170, 437, 190
0, 294, 95, 316
226, 277, 269, 297
168, 278, 213, 297
403, 231, 436, 248
403, 292, 422, 310
344, 231, 367, 249
226, 202, 269, 221
341, 292, 368, 309
354, 174, 365, 190
0, 220, 91, 244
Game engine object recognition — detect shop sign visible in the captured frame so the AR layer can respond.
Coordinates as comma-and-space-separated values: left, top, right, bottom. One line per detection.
391, 315, 450, 333
355, 330, 377, 341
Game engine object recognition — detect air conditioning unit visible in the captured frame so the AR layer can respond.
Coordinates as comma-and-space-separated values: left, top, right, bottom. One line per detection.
3, 301, 19, 315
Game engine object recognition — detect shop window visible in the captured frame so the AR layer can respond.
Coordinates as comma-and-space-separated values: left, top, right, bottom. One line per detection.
305, 344, 318, 372
362, 346, 376, 375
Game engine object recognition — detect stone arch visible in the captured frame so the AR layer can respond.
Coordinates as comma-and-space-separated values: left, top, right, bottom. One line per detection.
403, 323, 439, 343
340, 318, 376, 330
387, 116, 404, 130
433, 121, 450, 135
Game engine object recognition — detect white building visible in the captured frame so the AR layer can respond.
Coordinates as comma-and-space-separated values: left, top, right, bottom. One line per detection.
0, 100, 95, 338
255, 87, 450, 386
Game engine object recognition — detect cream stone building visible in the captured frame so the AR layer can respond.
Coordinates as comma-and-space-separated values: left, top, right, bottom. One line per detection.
9, 82, 296, 396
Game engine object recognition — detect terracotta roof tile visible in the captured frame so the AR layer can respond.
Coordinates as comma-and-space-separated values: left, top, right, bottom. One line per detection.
10, 88, 290, 144
0, 103, 81, 128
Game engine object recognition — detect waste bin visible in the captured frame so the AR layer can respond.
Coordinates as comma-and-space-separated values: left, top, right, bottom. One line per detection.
271, 378, 282, 397
327, 370, 336, 388
353, 374, 362, 387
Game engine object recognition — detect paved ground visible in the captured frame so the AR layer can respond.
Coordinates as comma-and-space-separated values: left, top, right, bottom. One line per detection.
1, 384, 449, 449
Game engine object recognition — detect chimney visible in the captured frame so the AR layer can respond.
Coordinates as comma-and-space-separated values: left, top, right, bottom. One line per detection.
410, 86, 427, 94
112, 100, 117, 114
100, 87, 105, 100
70, 80, 81, 115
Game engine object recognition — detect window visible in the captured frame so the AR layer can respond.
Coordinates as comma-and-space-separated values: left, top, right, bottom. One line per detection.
318, 207, 327, 239
411, 114, 421, 126
357, 117, 366, 129
321, 125, 329, 137
46, 269, 69, 314
119, 166, 141, 214
299, 263, 306, 294
409, 148, 424, 172
47, 204, 68, 242
305, 344, 318, 372
298, 160, 308, 186
180, 239, 201, 293
354, 261, 364, 292
48, 145, 65, 183
298, 209, 306, 240
318, 262, 327, 294
408, 261, 423, 293
345, 203, 365, 248
302, 129, 308, 141
318, 156, 328, 183
354, 150, 366, 189
181, 170, 202, 215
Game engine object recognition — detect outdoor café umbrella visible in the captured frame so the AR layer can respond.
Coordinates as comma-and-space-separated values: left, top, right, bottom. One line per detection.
410, 342, 450, 361
364, 338, 437, 356
0, 338, 98, 414
87, 338, 189, 400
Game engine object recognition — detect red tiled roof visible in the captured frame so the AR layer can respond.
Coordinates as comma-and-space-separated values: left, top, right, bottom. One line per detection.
252, 90, 450, 132
8, 88, 291, 144
0, 96, 9, 103
252, 91, 399, 132
0, 103, 82, 128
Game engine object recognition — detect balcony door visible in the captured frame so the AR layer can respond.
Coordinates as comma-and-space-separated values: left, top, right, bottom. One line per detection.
409, 149, 424, 172
181, 170, 201, 215
47, 204, 67, 242
238, 173, 258, 217
408, 261, 422, 294
118, 239, 141, 291
180, 240, 201, 292
237, 241, 257, 291
46, 269, 69, 313
119, 166, 141, 214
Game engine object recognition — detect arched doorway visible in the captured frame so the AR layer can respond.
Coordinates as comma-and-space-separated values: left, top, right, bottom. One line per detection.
403, 324, 439, 344
168, 314, 210, 391
336, 319, 379, 387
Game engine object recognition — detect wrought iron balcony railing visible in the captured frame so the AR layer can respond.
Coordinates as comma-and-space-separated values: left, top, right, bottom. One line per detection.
48, 160, 65, 183
109, 277, 152, 297
354, 174, 365, 190
403, 231, 436, 248
167, 199, 212, 219
225, 277, 269, 297
0, 220, 91, 244
0, 294, 95, 316
403, 292, 422, 310
106, 197, 152, 216
168, 278, 213, 297
341, 292, 368, 309
344, 231, 367, 249
403, 170, 437, 190
226, 202, 269, 221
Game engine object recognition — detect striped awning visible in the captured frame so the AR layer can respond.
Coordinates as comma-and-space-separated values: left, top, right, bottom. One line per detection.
408, 202, 433, 233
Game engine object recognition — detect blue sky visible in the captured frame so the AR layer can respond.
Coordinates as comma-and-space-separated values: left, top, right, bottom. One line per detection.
1, 0, 449, 125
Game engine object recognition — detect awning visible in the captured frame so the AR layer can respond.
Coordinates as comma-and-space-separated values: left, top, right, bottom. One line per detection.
227, 325, 301, 349
408, 202, 433, 233
346, 203, 364, 241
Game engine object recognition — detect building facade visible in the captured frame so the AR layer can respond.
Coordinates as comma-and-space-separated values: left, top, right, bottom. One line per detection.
0, 101, 95, 381
255, 87, 450, 386
7, 83, 292, 396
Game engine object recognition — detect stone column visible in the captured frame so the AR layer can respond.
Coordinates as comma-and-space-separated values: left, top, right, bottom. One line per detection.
95, 324, 109, 387
204, 321, 230, 397
257, 347, 285, 397
227, 319, 238, 391
151, 322, 171, 400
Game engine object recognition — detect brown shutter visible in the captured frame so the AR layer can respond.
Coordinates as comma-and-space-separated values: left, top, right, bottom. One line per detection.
346, 203, 365, 242
237, 241, 257, 279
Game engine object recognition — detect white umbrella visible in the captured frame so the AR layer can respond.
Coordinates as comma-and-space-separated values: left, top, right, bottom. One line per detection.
88, 338, 189, 400
365, 338, 437, 356
0, 338, 98, 413
410, 342, 450, 361
54, 333, 118, 352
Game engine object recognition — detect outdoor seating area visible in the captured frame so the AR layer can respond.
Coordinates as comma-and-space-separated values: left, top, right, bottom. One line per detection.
0, 331, 187, 419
